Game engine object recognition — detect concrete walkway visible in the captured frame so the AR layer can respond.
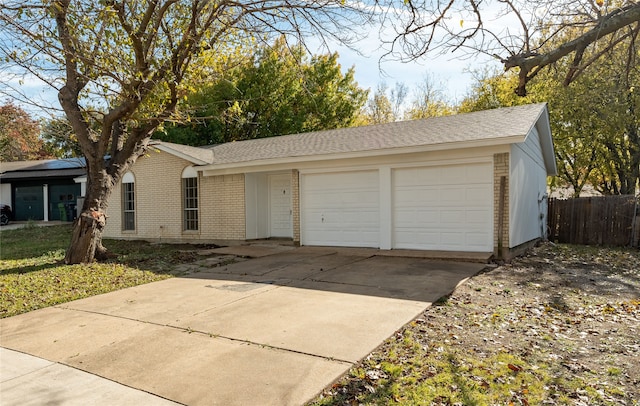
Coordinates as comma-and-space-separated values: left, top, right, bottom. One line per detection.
0, 220, 69, 231
1, 246, 486, 405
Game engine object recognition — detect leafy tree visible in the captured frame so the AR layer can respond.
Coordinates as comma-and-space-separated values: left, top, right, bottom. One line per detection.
0, 101, 50, 161
460, 36, 640, 196
41, 117, 83, 158
157, 37, 368, 145
404, 75, 455, 119
0, 1, 370, 264
362, 82, 407, 124
387, 0, 640, 95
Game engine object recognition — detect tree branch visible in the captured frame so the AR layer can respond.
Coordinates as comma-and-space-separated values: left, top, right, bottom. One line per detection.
502, 3, 640, 95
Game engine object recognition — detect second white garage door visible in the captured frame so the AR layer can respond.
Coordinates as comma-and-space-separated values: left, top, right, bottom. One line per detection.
301, 171, 379, 247
393, 163, 493, 252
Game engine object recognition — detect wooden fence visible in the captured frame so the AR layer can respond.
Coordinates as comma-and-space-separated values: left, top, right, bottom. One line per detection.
547, 195, 640, 247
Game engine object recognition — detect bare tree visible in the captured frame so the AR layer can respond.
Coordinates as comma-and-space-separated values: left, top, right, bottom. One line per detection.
0, 0, 370, 264
385, 0, 640, 95
405, 73, 454, 119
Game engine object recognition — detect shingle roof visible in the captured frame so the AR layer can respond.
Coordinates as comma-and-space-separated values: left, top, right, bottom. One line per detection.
208, 103, 548, 165
151, 141, 214, 164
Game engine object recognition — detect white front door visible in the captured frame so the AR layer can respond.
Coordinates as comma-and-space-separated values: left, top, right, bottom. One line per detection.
269, 174, 292, 238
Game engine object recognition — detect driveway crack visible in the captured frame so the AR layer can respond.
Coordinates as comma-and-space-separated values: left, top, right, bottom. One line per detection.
54, 306, 354, 365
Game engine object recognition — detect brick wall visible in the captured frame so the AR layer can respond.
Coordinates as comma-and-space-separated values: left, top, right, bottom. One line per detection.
493, 152, 510, 257
199, 174, 246, 240
103, 150, 186, 240
103, 150, 246, 242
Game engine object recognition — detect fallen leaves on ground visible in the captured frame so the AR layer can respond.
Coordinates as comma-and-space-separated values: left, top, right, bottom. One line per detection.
311, 243, 640, 405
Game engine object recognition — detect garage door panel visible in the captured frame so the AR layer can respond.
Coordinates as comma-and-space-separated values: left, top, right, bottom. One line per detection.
395, 209, 439, 226
465, 186, 493, 201
395, 188, 439, 204
394, 231, 439, 248
440, 209, 469, 225
440, 188, 467, 204
440, 166, 467, 183
393, 163, 493, 252
465, 210, 492, 225
302, 171, 379, 248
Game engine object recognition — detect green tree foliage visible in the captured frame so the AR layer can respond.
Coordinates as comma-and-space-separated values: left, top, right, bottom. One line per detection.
404, 75, 455, 119
362, 82, 408, 124
0, 101, 50, 161
41, 117, 83, 158
0, 0, 370, 263
156, 37, 368, 145
460, 36, 640, 196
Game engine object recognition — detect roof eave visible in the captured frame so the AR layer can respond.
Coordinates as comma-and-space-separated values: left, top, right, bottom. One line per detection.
152, 144, 211, 166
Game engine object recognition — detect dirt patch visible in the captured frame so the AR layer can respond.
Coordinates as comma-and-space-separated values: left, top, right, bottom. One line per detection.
312, 243, 640, 405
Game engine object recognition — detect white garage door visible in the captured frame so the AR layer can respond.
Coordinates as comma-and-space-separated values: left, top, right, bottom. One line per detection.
301, 171, 379, 247
393, 164, 493, 252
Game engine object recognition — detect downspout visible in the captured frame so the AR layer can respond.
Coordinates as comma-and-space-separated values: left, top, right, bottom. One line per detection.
497, 176, 506, 258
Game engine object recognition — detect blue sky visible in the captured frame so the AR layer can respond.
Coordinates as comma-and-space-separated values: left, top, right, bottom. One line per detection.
5, 2, 519, 119
10, 47, 496, 119
329, 41, 499, 104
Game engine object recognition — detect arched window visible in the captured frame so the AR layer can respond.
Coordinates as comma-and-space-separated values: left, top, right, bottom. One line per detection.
122, 172, 135, 231
182, 167, 198, 231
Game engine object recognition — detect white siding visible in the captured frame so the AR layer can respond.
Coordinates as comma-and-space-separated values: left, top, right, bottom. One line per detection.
0, 183, 11, 207
510, 127, 549, 247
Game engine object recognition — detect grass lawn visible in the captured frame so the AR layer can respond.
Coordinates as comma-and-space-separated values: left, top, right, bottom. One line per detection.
311, 244, 640, 405
0, 224, 199, 318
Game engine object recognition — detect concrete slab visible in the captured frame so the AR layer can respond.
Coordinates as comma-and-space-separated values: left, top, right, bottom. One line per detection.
177, 285, 427, 363
67, 327, 349, 406
0, 248, 485, 406
205, 249, 343, 277
0, 319, 348, 406
1, 347, 53, 382
59, 277, 280, 325
312, 256, 485, 302
208, 244, 297, 258
0, 348, 179, 406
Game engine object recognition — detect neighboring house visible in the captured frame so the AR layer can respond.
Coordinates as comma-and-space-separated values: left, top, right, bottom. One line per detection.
549, 183, 602, 199
0, 158, 86, 221
103, 103, 557, 258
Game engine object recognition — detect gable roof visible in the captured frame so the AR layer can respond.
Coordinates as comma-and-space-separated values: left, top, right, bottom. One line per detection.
209, 103, 551, 166
153, 103, 556, 175
151, 141, 214, 165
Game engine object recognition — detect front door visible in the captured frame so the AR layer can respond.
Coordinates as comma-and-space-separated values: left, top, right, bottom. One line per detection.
269, 174, 292, 238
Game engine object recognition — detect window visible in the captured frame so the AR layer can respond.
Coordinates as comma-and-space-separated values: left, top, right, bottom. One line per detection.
122, 172, 135, 231
182, 168, 198, 231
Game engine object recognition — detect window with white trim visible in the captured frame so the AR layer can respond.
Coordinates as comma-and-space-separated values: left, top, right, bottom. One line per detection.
182, 167, 199, 231
122, 172, 135, 231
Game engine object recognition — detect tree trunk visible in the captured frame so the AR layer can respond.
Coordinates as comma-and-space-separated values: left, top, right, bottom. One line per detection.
64, 209, 108, 264
64, 163, 116, 264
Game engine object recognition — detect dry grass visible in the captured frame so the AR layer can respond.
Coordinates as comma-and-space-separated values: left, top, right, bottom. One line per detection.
311, 243, 640, 405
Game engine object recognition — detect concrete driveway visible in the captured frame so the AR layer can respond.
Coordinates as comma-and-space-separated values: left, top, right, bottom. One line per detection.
0, 246, 487, 405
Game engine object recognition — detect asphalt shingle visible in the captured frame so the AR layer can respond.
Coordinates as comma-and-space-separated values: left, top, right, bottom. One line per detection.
208, 103, 547, 165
